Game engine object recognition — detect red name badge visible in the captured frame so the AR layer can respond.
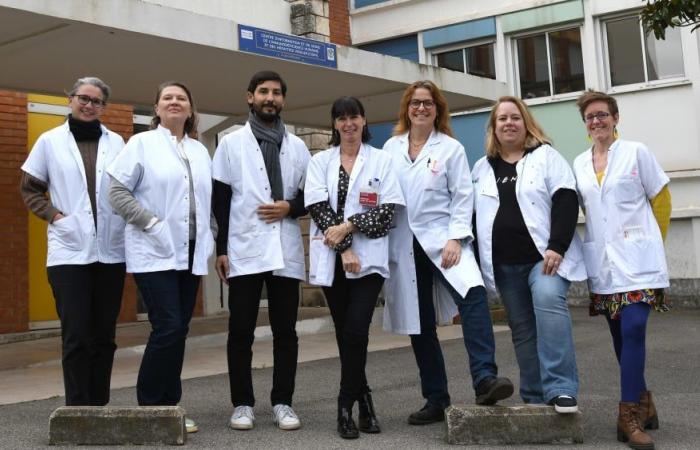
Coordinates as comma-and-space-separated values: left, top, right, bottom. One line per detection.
359, 191, 379, 207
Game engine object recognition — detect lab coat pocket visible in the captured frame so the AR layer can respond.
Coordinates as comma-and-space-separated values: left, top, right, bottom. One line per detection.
229, 224, 261, 261
426, 166, 446, 191
143, 221, 174, 258
613, 177, 643, 204
309, 237, 334, 286
582, 241, 602, 278
49, 214, 84, 251
621, 237, 658, 276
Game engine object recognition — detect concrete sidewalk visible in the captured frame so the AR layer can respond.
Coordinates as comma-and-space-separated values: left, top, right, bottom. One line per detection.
1, 307, 698, 449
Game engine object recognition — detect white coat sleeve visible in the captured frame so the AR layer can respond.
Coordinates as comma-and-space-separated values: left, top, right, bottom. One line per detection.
106, 138, 144, 192
211, 139, 231, 185
297, 143, 312, 190
447, 144, 474, 242
636, 143, 669, 199
303, 153, 329, 207
379, 157, 405, 206
545, 146, 577, 196
21, 135, 49, 183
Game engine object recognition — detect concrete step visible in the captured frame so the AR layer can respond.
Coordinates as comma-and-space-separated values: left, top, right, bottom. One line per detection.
49, 406, 186, 445
445, 404, 583, 445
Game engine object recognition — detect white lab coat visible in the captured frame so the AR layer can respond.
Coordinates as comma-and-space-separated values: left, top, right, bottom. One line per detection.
304, 144, 405, 286
382, 131, 482, 335
212, 122, 310, 281
107, 125, 213, 275
573, 139, 669, 294
472, 144, 586, 295
21, 121, 126, 266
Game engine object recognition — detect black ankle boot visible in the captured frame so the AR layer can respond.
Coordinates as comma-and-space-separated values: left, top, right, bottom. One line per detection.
337, 403, 359, 439
358, 392, 381, 433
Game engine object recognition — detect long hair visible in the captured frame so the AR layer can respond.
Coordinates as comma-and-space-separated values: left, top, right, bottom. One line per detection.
392, 80, 453, 137
484, 96, 550, 158
328, 96, 372, 146
149, 81, 199, 139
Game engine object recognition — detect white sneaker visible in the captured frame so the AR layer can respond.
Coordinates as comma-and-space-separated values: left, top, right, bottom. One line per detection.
272, 404, 301, 430
229, 405, 255, 430
185, 418, 198, 433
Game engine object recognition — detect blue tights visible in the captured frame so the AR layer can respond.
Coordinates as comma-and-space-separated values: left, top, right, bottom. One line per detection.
605, 303, 651, 403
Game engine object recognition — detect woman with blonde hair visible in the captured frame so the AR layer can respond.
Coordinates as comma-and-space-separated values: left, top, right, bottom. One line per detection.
383, 81, 513, 425
473, 96, 584, 413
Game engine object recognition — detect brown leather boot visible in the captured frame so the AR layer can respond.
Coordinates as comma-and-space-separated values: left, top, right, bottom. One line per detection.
617, 402, 655, 450
638, 390, 659, 430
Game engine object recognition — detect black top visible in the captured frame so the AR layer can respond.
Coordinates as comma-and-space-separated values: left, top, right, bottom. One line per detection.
488, 152, 580, 265
308, 165, 395, 253
491, 157, 542, 264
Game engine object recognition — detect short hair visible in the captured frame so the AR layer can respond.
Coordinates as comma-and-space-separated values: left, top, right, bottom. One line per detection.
149, 81, 199, 139
485, 96, 551, 158
247, 70, 287, 97
393, 80, 453, 137
328, 96, 372, 146
576, 89, 619, 120
67, 77, 111, 103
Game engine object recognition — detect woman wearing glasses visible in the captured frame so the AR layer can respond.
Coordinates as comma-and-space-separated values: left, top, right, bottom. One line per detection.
20, 76, 126, 406
573, 90, 670, 450
108, 81, 213, 433
383, 81, 513, 425
472, 96, 584, 415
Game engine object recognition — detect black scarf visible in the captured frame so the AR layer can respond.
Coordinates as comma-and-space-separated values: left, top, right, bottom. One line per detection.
248, 110, 286, 201
68, 115, 102, 142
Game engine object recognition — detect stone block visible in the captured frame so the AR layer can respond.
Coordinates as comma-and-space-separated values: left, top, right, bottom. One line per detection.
445, 404, 583, 445
49, 406, 186, 446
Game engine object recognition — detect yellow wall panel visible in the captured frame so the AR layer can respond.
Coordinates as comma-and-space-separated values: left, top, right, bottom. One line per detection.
27, 109, 65, 323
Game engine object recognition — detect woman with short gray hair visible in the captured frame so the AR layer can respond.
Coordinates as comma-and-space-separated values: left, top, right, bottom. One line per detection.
20, 76, 127, 406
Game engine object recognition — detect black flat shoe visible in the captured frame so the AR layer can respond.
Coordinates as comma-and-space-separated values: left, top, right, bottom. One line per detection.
475, 376, 514, 405
358, 392, 381, 433
337, 405, 359, 439
407, 404, 445, 425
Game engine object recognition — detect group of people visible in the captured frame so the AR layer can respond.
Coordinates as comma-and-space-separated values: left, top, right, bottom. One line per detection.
21, 71, 670, 449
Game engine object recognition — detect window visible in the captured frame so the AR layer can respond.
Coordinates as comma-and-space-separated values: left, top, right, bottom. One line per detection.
434, 42, 496, 79
515, 27, 584, 99
605, 16, 684, 87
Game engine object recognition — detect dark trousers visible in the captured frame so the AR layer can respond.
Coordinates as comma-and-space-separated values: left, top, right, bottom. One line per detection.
47, 262, 125, 406
227, 272, 300, 407
322, 255, 384, 407
133, 251, 200, 406
410, 238, 498, 409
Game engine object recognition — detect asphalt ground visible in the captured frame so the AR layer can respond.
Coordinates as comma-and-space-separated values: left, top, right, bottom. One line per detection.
0, 307, 698, 449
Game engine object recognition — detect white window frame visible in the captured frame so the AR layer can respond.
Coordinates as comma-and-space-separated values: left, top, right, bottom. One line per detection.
430, 37, 497, 79
510, 23, 586, 103
601, 12, 687, 93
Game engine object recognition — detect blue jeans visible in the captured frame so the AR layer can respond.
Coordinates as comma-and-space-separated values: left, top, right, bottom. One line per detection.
410, 238, 499, 409
494, 260, 579, 403
134, 268, 200, 406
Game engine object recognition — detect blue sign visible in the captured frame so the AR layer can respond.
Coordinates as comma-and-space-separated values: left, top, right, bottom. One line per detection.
238, 24, 337, 69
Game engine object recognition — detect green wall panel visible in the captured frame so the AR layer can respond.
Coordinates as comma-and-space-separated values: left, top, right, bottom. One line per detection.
501, 0, 583, 34
530, 100, 589, 163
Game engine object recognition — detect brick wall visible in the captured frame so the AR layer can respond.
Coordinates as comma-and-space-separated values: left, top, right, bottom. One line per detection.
329, 0, 351, 45
0, 90, 29, 333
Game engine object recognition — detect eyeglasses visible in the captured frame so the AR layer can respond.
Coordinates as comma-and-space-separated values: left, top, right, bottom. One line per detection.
73, 94, 106, 108
584, 112, 610, 123
409, 99, 435, 110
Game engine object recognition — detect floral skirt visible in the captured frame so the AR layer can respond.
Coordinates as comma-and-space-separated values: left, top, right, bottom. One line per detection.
589, 288, 670, 320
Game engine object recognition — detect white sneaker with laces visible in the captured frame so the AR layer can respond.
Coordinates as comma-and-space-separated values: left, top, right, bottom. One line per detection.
272, 404, 301, 430
229, 405, 255, 430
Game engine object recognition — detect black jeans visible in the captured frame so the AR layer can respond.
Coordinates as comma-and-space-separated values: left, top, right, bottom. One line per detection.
322, 255, 384, 407
47, 262, 126, 406
133, 242, 200, 406
227, 272, 300, 407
